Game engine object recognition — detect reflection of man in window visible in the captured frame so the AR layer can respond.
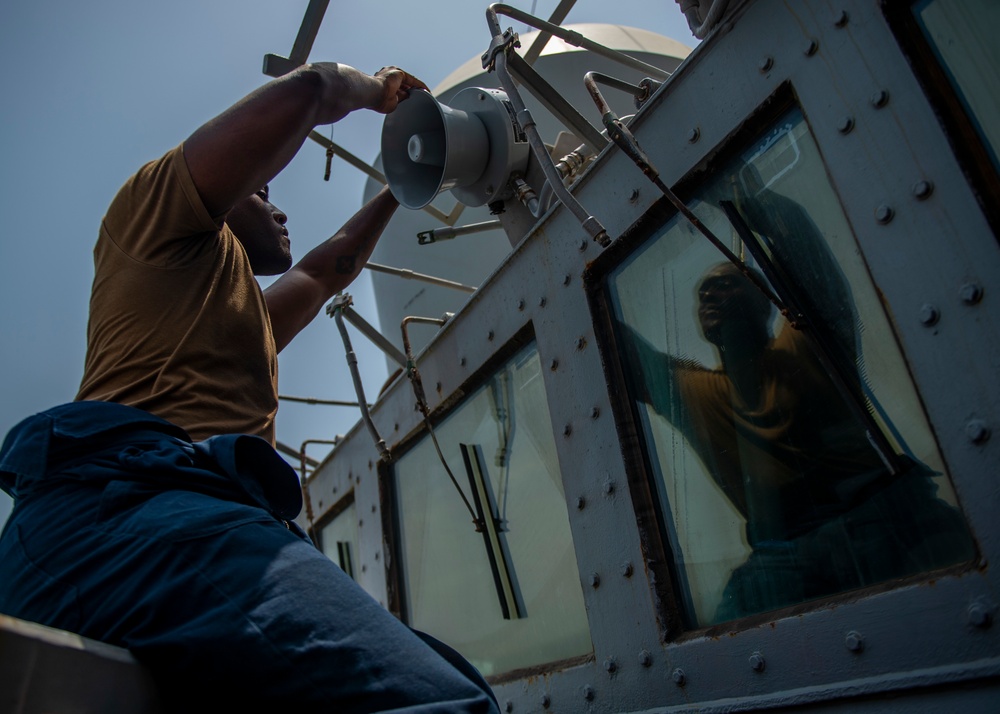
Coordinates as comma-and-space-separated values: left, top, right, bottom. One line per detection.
623, 262, 974, 622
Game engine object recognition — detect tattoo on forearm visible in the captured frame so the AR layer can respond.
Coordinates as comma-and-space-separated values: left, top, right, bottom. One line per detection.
335, 255, 357, 274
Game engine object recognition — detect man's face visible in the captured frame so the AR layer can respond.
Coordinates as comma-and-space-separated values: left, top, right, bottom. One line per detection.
226, 186, 292, 276
697, 263, 769, 344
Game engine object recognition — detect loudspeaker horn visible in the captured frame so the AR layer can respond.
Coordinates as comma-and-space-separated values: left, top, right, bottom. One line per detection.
382, 87, 529, 210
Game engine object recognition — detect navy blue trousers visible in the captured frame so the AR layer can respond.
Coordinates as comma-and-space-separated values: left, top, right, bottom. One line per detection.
0, 403, 498, 712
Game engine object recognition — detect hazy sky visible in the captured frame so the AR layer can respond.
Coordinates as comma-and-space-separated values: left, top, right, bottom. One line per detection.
0, 0, 697, 524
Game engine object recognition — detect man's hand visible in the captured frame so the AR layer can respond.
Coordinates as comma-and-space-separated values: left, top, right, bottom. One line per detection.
371, 66, 428, 113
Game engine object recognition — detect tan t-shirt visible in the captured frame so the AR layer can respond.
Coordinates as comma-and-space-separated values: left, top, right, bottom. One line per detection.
76, 145, 278, 443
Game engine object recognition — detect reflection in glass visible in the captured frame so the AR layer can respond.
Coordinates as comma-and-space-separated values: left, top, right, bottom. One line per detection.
610, 108, 975, 627
393, 343, 592, 676
319, 496, 359, 580
914, 0, 1000, 172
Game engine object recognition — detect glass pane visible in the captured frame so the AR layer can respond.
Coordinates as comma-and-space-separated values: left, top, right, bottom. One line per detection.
609, 107, 976, 628
319, 497, 359, 579
914, 0, 1000, 171
393, 343, 592, 677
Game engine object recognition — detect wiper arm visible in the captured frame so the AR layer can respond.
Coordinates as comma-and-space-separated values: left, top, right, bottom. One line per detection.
719, 200, 904, 476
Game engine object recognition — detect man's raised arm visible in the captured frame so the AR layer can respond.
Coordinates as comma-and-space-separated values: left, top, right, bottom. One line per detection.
184, 63, 425, 217
264, 185, 399, 353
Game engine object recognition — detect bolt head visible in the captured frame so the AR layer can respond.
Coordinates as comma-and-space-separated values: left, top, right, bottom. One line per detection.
604, 657, 617, 673
918, 304, 940, 326
504, 701, 513, 713
628, 188, 640, 202
803, 38, 819, 56
870, 89, 889, 108
912, 179, 934, 200
591, 406, 601, 419
845, 630, 864, 652
590, 572, 601, 588
959, 282, 983, 305
687, 127, 700, 143
749, 652, 766, 672
837, 116, 855, 134
834, 10, 849, 27
621, 561, 634, 578
875, 204, 894, 224
965, 420, 990, 444
968, 603, 993, 628
576, 496, 586, 510
672, 668, 686, 686
540, 694, 550, 709
638, 649, 652, 667
583, 685, 595, 701
758, 56, 774, 72
603, 480, 615, 495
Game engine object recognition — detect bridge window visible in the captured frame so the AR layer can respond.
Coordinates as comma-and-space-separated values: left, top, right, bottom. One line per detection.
318, 493, 359, 580
389, 341, 592, 677
606, 106, 976, 628
913, 0, 1000, 173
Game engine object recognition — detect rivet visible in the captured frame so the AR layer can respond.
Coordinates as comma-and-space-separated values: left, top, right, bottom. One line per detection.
550, 358, 559, 371
875, 204, 894, 224
590, 572, 601, 588
580, 238, 589, 252
517, 299, 525, 311
959, 282, 983, 305
628, 188, 640, 203
912, 179, 934, 200
563, 424, 573, 437
368, 460, 373, 470
834, 10, 849, 27
374, 551, 380, 561
332, 486, 338, 494
361, 563, 367, 573
870, 89, 889, 108
460, 356, 467, 367
591, 406, 601, 419
394, 423, 399, 431
435, 381, 442, 393
540, 694, 550, 709
356, 475, 361, 484
604, 657, 617, 673
638, 649, 652, 667
371, 504, 377, 513
583, 685, 595, 701
488, 330, 495, 341
504, 701, 513, 713
749, 652, 766, 672
803, 38, 819, 56
845, 630, 865, 652
919, 304, 940, 326
562, 274, 572, 286
965, 420, 990, 445
576, 495, 586, 510
603, 480, 615, 495
687, 127, 700, 143
758, 56, 773, 72
837, 116, 854, 134
968, 603, 993, 628
317, 499, 323, 508
539, 297, 547, 307
576, 336, 586, 350
358, 519, 363, 528
672, 668, 686, 686
621, 561, 634, 578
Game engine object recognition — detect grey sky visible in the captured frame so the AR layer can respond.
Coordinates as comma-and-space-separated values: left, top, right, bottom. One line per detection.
0, 0, 697, 526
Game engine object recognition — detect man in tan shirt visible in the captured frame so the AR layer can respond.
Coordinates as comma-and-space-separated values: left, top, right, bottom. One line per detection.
0, 63, 500, 712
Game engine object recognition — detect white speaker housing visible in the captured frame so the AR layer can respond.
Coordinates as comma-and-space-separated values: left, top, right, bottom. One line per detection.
382, 87, 529, 209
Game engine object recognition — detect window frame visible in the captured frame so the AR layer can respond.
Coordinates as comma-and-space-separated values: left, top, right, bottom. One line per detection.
585, 83, 977, 640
